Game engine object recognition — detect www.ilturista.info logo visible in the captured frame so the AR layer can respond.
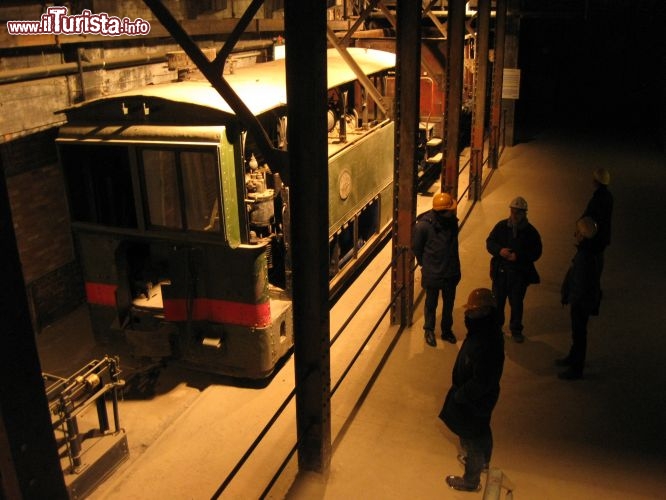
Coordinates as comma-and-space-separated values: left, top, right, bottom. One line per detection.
6, 6, 151, 36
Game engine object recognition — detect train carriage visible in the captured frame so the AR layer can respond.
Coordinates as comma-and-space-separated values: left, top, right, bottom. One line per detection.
57, 48, 395, 378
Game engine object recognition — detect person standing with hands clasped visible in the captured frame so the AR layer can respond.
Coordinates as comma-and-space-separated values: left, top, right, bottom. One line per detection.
439, 288, 505, 492
412, 192, 461, 347
486, 196, 542, 343
558, 216, 602, 380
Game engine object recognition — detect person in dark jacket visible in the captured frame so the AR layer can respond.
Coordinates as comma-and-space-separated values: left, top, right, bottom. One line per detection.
439, 288, 505, 492
486, 196, 542, 343
557, 216, 602, 380
582, 167, 613, 272
412, 192, 461, 347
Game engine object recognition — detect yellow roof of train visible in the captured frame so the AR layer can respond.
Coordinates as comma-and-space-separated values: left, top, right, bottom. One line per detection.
66, 48, 395, 117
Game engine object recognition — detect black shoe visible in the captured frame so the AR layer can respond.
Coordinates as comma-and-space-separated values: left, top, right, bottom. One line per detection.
441, 331, 457, 344
555, 357, 572, 367
558, 368, 583, 380
457, 454, 488, 472
424, 330, 436, 347
511, 333, 525, 343
445, 475, 481, 492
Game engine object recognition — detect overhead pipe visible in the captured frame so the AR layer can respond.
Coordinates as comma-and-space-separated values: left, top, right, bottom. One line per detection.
0, 40, 273, 86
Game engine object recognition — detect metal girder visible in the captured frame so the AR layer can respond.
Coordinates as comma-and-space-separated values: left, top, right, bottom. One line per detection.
143, 0, 288, 173
212, 0, 265, 74
423, 0, 449, 38
376, 1, 442, 80
444, 0, 466, 198
392, 0, 421, 327
469, 0, 491, 200
285, 3, 332, 475
489, 0, 507, 169
338, 0, 382, 48
326, 26, 388, 116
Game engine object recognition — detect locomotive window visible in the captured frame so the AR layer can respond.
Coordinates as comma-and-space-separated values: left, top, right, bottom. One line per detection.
140, 148, 220, 232
142, 150, 182, 229
181, 151, 219, 231
60, 144, 137, 228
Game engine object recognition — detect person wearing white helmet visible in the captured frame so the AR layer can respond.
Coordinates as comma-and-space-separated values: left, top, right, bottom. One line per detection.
412, 192, 461, 347
439, 288, 505, 492
582, 167, 613, 274
557, 216, 602, 380
486, 196, 543, 343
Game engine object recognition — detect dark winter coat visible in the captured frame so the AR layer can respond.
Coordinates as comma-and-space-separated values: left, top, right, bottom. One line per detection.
561, 238, 602, 314
486, 218, 542, 284
583, 185, 613, 254
411, 210, 461, 289
439, 312, 505, 438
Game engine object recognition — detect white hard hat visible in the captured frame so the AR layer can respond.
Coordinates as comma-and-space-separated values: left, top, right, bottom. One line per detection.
509, 196, 528, 211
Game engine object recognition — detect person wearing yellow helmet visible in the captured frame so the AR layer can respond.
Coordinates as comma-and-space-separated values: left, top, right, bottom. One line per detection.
412, 192, 461, 347
439, 288, 505, 492
486, 196, 543, 343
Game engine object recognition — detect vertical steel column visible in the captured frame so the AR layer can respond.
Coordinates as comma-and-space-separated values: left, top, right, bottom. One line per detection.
1, 167, 67, 498
391, 0, 421, 326
489, 0, 508, 169
444, 0, 467, 199
468, 0, 491, 201
503, 0, 521, 147
284, 2, 332, 473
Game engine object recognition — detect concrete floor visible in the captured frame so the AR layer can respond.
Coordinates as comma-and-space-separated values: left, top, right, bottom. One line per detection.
37, 125, 666, 499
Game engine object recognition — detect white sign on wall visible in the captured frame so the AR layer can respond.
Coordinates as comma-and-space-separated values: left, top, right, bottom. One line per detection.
502, 68, 521, 99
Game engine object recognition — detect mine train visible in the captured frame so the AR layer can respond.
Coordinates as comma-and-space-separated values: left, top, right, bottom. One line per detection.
57, 48, 396, 378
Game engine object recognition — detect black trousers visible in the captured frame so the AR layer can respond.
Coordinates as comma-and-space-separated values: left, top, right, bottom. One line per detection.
492, 268, 528, 335
423, 278, 459, 334
460, 426, 493, 486
568, 302, 590, 374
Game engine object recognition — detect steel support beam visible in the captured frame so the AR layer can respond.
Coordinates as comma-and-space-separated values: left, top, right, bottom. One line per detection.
444, 0, 467, 199
391, 0, 421, 326
503, 0, 521, 147
285, 2, 332, 474
489, 0, 508, 169
1, 167, 67, 499
469, 0, 491, 201
326, 27, 389, 115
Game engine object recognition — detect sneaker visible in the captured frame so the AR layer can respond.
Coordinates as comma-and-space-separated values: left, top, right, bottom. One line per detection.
457, 454, 489, 472
555, 357, 572, 367
441, 331, 457, 344
424, 330, 436, 347
445, 475, 481, 492
558, 368, 583, 380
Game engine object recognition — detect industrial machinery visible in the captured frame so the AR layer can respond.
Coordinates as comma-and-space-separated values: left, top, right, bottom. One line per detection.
56, 48, 395, 379
43, 356, 128, 499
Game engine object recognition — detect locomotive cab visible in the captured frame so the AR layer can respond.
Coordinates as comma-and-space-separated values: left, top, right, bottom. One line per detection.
57, 48, 395, 378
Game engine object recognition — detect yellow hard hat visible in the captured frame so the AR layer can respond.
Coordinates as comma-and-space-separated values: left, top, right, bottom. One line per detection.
433, 192, 457, 211
593, 167, 610, 185
464, 288, 496, 318
576, 216, 598, 239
